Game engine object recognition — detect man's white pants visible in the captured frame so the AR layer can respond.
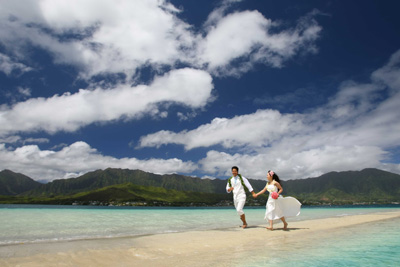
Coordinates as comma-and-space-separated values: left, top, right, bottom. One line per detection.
234, 197, 246, 216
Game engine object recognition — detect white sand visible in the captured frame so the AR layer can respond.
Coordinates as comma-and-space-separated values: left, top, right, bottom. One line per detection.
1, 211, 399, 267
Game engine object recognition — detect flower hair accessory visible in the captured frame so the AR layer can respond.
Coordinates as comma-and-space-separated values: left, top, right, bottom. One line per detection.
269, 170, 274, 177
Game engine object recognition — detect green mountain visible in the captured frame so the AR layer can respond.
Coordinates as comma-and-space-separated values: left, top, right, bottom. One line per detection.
0, 170, 41, 195
0, 183, 234, 206
0, 168, 266, 206
283, 168, 400, 204
22, 168, 233, 196
0, 168, 399, 205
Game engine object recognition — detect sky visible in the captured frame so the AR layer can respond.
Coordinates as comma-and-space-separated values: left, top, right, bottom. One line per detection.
1, 0, 400, 182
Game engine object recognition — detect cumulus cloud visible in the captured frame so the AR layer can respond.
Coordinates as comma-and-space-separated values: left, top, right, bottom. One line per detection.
198, 9, 321, 76
17, 87, 32, 97
0, 68, 213, 136
140, 50, 400, 179
0, 135, 21, 144
139, 109, 305, 150
0, 53, 33, 75
0, 0, 326, 181
201, 175, 217, 180
0, 0, 195, 78
0, 135, 48, 145
372, 49, 400, 93
0, 141, 197, 181
199, 146, 389, 180
0, 0, 321, 79
0, 0, 321, 140
177, 111, 198, 121
22, 138, 49, 144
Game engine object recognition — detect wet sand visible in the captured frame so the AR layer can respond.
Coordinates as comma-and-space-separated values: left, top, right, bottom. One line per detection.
1, 211, 399, 267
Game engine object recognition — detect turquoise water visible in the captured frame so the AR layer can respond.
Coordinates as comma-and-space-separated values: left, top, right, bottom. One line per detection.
241, 216, 400, 267
0, 204, 399, 246
1, 205, 399, 266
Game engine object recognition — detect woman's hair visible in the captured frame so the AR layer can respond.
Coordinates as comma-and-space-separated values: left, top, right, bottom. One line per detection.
268, 170, 281, 184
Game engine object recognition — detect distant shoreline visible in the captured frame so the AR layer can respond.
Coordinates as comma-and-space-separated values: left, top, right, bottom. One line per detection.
1, 202, 400, 208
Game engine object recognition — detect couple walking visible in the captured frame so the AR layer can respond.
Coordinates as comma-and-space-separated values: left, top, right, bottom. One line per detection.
226, 166, 301, 230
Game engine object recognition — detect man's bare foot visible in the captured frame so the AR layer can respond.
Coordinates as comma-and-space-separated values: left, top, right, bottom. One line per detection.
283, 222, 288, 230
242, 224, 248, 229
266, 227, 273, 230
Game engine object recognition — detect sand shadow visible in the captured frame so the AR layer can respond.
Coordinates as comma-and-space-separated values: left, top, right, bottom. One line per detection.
273, 227, 309, 231
241, 225, 266, 229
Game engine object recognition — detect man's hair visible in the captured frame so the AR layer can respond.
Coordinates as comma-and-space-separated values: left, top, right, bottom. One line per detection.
231, 166, 239, 172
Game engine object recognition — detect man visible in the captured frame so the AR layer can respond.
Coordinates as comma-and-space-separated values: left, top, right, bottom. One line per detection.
226, 166, 256, 228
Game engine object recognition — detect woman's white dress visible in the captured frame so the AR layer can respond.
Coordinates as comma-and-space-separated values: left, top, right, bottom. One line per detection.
264, 183, 301, 220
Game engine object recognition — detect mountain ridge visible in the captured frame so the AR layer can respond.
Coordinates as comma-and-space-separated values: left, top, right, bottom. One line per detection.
0, 170, 42, 195
1, 168, 399, 205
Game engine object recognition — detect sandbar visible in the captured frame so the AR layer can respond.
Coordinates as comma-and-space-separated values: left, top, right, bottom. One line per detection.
1, 210, 399, 266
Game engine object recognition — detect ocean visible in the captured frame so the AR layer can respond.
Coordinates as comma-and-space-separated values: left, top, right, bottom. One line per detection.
1, 204, 399, 266
241, 214, 400, 267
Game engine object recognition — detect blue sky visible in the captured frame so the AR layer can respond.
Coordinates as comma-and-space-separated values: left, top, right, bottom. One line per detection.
1, 0, 400, 182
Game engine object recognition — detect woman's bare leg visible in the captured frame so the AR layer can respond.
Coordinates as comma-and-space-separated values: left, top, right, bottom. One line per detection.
281, 217, 288, 230
266, 220, 273, 230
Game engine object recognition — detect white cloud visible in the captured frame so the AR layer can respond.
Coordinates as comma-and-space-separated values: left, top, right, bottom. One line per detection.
0, 1, 321, 139
199, 146, 389, 180
17, 87, 32, 97
139, 109, 305, 150
0, 0, 328, 181
22, 138, 49, 144
198, 9, 321, 76
201, 175, 217, 180
200, 11, 271, 69
0, 135, 21, 144
177, 111, 198, 121
0, 53, 32, 75
0, 68, 213, 136
0, 141, 197, 181
0, 0, 321, 79
0, 135, 48, 145
140, 50, 400, 179
2, 86, 33, 104
0, 0, 195, 79
372, 49, 400, 92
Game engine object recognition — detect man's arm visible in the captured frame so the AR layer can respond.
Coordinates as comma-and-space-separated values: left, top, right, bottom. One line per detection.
242, 177, 256, 197
226, 182, 233, 193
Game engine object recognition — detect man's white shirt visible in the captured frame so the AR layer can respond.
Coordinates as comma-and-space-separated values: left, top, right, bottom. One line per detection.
226, 175, 254, 199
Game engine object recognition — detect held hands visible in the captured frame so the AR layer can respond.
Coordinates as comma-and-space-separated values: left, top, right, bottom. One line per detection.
228, 187, 234, 192
252, 192, 258, 198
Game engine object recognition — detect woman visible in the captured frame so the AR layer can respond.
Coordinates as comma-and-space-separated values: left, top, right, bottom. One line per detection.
254, 170, 301, 230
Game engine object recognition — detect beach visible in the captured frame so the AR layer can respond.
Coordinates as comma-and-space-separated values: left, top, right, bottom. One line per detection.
1, 210, 399, 266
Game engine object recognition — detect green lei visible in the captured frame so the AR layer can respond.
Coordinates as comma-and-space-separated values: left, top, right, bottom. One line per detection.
228, 174, 249, 193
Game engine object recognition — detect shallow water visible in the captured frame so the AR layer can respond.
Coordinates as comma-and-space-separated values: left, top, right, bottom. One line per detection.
240, 216, 400, 267
0, 204, 399, 246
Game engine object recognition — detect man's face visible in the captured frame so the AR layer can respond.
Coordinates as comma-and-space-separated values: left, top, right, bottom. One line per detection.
232, 168, 238, 177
